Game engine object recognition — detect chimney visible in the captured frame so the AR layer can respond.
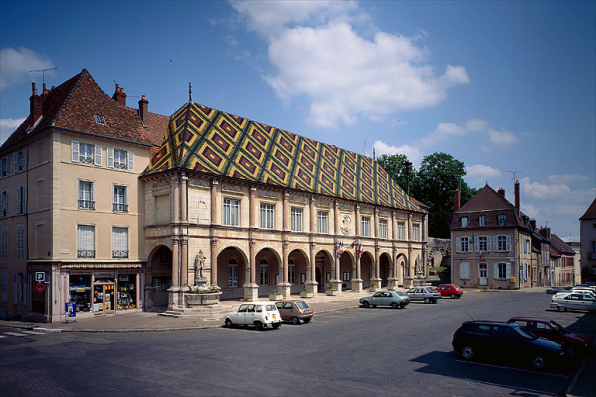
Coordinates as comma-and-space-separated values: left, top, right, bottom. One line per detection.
138, 95, 148, 126
514, 180, 520, 211
498, 188, 505, 197
42, 83, 49, 97
112, 84, 127, 106
30, 82, 42, 123
530, 219, 536, 231
539, 227, 551, 240
453, 189, 461, 211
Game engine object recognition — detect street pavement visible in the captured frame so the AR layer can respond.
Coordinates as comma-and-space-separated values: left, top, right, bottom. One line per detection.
0, 286, 593, 397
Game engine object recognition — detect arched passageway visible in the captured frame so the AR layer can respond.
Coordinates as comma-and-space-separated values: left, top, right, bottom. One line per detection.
360, 252, 373, 288
147, 245, 172, 309
315, 250, 333, 292
339, 252, 354, 290
288, 249, 309, 293
217, 247, 248, 300
379, 253, 391, 287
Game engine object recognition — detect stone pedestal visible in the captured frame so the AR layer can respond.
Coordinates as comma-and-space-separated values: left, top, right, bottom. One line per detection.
185, 292, 222, 306
369, 277, 382, 291
403, 277, 414, 289
300, 291, 315, 298
167, 286, 184, 310
268, 294, 283, 301
351, 278, 363, 292
243, 283, 259, 301
329, 279, 343, 293
277, 282, 292, 298
305, 280, 319, 294
386, 277, 398, 290
325, 290, 340, 296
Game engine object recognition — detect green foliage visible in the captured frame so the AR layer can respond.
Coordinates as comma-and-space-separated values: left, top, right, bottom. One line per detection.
377, 153, 416, 194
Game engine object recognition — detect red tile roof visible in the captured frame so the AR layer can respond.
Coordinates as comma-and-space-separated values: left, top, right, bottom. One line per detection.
0, 69, 168, 153
549, 233, 576, 255
579, 198, 596, 221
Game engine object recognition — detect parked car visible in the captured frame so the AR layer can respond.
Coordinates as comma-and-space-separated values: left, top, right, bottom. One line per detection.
224, 302, 282, 330
406, 286, 441, 303
436, 284, 463, 299
452, 320, 566, 370
550, 292, 596, 312
507, 317, 593, 357
554, 287, 596, 298
359, 291, 410, 309
275, 300, 314, 324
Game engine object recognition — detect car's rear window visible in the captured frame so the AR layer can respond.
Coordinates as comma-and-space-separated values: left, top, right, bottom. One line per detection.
296, 301, 310, 309
266, 304, 277, 311
467, 324, 490, 336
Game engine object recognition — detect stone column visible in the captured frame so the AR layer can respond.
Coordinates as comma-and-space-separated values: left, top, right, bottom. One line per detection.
279, 241, 291, 297
210, 238, 218, 287
352, 205, 363, 292
180, 237, 188, 286
168, 236, 181, 310
282, 192, 289, 232
172, 176, 180, 223
388, 247, 398, 290
305, 242, 318, 294
374, 208, 379, 239
329, 200, 342, 293
309, 197, 316, 233
181, 175, 188, 222
244, 239, 259, 301
370, 244, 381, 291
210, 180, 218, 225
249, 186, 256, 228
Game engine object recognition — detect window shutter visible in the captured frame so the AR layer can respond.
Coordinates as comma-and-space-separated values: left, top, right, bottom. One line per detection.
456, 238, 460, 253
71, 141, 80, 163
13, 273, 18, 303
5, 191, 8, 215
127, 151, 134, 171
107, 147, 114, 168
14, 153, 18, 173
487, 237, 491, 252
506, 263, 511, 279
22, 188, 26, 213
21, 149, 26, 170
474, 237, 479, 252
506, 236, 511, 252
493, 236, 498, 252
494, 263, 499, 279
460, 263, 469, 279
0, 193, 3, 215
17, 188, 21, 214
95, 145, 102, 166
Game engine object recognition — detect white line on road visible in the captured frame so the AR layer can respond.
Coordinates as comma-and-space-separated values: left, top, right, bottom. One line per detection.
3, 332, 27, 337
455, 359, 571, 379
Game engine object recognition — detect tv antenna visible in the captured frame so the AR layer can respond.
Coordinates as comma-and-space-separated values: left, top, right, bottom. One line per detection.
507, 170, 521, 181
28, 68, 57, 85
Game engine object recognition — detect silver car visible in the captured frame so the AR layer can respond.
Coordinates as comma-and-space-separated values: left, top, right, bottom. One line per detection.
550, 292, 596, 312
406, 286, 441, 304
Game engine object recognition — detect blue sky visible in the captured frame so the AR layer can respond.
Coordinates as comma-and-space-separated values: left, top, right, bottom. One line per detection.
1, 1, 594, 238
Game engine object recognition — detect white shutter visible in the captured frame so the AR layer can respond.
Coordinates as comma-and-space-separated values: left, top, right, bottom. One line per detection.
71, 141, 80, 163
506, 263, 511, 279
506, 235, 511, 252
21, 149, 26, 170
456, 238, 461, 253
127, 151, 134, 171
17, 188, 21, 214
460, 262, 469, 279
494, 263, 499, 279
474, 237, 479, 252
22, 187, 26, 213
14, 153, 18, 173
487, 236, 491, 252
5, 191, 8, 215
95, 145, 102, 166
107, 147, 114, 168
493, 236, 498, 252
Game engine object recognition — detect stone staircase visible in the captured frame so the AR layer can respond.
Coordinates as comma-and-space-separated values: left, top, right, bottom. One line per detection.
158, 303, 237, 320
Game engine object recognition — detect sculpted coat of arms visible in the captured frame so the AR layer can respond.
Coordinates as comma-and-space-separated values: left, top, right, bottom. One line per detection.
341, 215, 352, 235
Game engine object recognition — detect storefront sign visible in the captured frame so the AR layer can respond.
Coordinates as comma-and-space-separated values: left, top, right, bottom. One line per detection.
65, 302, 76, 317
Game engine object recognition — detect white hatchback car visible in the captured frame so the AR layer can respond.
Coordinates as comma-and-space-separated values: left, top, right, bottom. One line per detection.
224, 302, 282, 331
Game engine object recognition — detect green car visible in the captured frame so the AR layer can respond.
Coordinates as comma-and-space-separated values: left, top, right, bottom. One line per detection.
360, 291, 410, 309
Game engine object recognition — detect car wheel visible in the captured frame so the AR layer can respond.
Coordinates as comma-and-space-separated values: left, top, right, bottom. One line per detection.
391, 302, 398, 309
372, 305, 377, 308
291, 317, 300, 325
531, 355, 546, 370
450, 293, 456, 299
254, 322, 264, 331
362, 301, 370, 308
400, 303, 406, 309
456, 295, 461, 299
461, 346, 475, 360
558, 306, 567, 312
432, 299, 438, 304
424, 298, 430, 304
303, 317, 311, 324
224, 318, 233, 328
272, 323, 281, 329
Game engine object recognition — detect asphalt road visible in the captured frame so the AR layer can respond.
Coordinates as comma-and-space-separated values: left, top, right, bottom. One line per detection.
1, 290, 593, 397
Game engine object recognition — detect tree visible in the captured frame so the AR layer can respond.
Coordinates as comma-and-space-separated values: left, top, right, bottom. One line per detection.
377, 153, 417, 195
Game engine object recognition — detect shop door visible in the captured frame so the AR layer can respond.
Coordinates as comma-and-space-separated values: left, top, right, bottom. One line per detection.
479, 263, 488, 286
93, 283, 115, 315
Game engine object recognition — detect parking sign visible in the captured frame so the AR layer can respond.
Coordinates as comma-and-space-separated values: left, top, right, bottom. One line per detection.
35, 272, 45, 283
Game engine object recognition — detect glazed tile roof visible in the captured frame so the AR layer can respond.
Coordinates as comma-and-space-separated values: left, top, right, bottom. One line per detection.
0, 69, 168, 153
143, 102, 420, 211
579, 198, 596, 221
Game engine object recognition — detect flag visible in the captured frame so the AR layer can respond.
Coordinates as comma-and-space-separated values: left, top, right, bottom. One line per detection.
339, 242, 344, 255
479, 252, 483, 260
350, 241, 355, 249
357, 244, 363, 258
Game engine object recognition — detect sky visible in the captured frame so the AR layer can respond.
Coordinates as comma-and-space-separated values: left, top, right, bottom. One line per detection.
1, 0, 594, 239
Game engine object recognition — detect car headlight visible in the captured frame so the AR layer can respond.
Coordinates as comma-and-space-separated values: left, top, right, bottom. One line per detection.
585, 343, 589, 347
559, 351, 565, 356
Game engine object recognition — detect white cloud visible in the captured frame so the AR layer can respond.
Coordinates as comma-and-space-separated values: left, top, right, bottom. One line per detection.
521, 204, 540, 219
465, 118, 488, 132
0, 47, 54, 90
465, 164, 501, 179
371, 140, 423, 168
421, 119, 520, 147
232, 3, 469, 128
547, 174, 590, 184
0, 118, 25, 146
487, 128, 517, 144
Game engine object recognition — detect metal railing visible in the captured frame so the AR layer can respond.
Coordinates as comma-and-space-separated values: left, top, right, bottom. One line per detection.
77, 250, 95, 258
78, 200, 95, 210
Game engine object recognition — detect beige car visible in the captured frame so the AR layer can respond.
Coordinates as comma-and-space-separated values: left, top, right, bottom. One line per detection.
275, 300, 314, 324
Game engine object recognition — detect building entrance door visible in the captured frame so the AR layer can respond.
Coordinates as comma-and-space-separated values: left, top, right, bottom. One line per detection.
93, 281, 115, 315
479, 263, 488, 286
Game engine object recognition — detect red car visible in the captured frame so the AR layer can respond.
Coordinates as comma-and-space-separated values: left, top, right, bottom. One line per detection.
436, 284, 463, 299
507, 317, 593, 357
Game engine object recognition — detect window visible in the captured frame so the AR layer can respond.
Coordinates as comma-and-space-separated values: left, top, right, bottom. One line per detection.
288, 258, 295, 285
72, 142, 101, 165
77, 225, 95, 258
478, 215, 487, 227
1, 272, 7, 302
477, 236, 489, 252
397, 222, 405, 240
379, 220, 388, 239
458, 237, 472, 253
17, 185, 26, 214
112, 227, 128, 258
159, 246, 171, 263
260, 204, 275, 229
17, 227, 24, 260
107, 148, 134, 171
14, 149, 27, 172
0, 157, 9, 177
228, 258, 238, 287
361, 216, 370, 237
495, 235, 510, 252
94, 114, 106, 125
223, 198, 240, 226
0, 190, 8, 217
259, 259, 269, 285
460, 217, 468, 228
495, 262, 511, 279
497, 214, 507, 226
412, 224, 420, 241
78, 181, 95, 210
525, 239, 530, 254
113, 186, 128, 212
459, 262, 470, 279
291, 208, 303, 232
1, 230, 7, 260
318, 211, 329, 234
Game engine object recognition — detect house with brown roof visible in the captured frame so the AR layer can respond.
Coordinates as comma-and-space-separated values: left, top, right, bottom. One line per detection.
539, 230, 576, 286
450, 182, 536, 289
579, 198, 596, 282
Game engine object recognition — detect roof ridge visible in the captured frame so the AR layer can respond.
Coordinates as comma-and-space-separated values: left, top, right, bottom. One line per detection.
50, 69, 89, 126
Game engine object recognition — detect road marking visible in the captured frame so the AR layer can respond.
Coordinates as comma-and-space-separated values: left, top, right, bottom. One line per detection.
455, 359, 571, 378
21, 330, 45, 335
0, 335, 5, 338
3, 332, 28, 337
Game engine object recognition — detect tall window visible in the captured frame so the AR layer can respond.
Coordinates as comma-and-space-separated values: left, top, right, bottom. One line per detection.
496, 235, 509, 252
291, 208, 303, 232
113, 186, 128, 212
260, 204, 275, 229
112, 227, 128, 258
379, 220, 388, 239
17, 185, 26, 214
478, 236, 489, 252
77, 225, 95, 258
525, 239, 531, 254
0, 157, 9, 177
318, 211, 329, 234
107, 148, 133, 171
398, 222, 405, 240
412, 224, 420, 241
0, 190, 8, 217
79, 143, 95, 164
459, 237, 471, 253
1, 230, 7, 260
478, 215, 487, 227
259, 259, 269, 285
14, 149, 27, 172
361, 216, 370, 237
460, 217, 469, 228
223, 198, 240, 226
17, 227, 25, 260
288, 258, 295, 285
78, 181, 95, 210
228, 258, 238, 287
496, 263, 509, 279
1, 272, 7, 301
497, 214, 507, 226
